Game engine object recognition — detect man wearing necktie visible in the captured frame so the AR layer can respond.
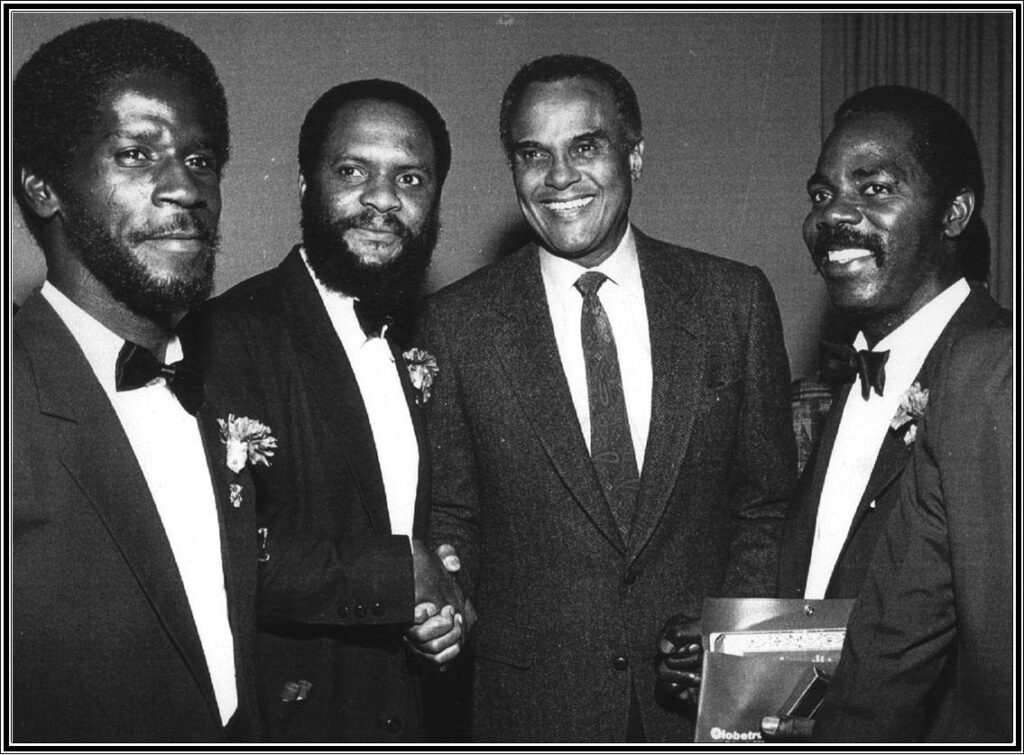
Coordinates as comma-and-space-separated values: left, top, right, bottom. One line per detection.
193, 80, 469, 742
419, 54, 795, 742
774, 86, 1010, 604
12, 19, 260, 742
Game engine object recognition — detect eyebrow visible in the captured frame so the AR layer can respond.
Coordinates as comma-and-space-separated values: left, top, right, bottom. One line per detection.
852, 162, 908, 182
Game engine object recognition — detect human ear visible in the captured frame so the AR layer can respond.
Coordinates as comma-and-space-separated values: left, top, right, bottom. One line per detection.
629, 139, 644, 182
942, 189, 975, 238
20, 168, 60, 220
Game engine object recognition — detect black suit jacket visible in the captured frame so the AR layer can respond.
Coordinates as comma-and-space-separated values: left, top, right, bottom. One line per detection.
420, 229, 795, 742
814, 329, 1013, 742
12, 292, 259, 743
194, 247, 431, 742
777, 286, 1010, 599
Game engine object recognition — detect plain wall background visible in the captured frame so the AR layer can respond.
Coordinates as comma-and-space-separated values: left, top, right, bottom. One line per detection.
9, 11, 828, 378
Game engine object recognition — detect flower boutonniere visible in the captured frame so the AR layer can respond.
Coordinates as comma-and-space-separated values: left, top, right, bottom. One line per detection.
219, 414, 278, 473
403, 348, 439, 406
890, 382, 929, 446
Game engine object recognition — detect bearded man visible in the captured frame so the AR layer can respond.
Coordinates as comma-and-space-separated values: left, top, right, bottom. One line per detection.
194, 80, 468, 743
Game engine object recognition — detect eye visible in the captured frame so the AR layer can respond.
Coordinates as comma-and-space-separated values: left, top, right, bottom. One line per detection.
186, 153, 219, 173
863, 183, 893, 197
114, 147, 149, 166
397, 173, 424, 188
335, 164, 366, 183
515, 148, 549, 167
808, 188, 832, 206
572, 141, 598, 158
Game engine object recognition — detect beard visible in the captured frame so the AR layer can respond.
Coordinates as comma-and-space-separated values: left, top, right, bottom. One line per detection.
301, 186, 438, 315
810, 225, 887, 270
63, 196, 218, 321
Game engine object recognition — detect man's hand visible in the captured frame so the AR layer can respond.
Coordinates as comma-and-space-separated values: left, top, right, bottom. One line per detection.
412, 539, 467, 614
654, 614, 703, 709
405, 603, 465, 665
760, 715, 815, 741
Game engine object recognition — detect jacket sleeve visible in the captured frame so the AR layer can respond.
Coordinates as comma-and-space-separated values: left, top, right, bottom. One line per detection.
721, 267, 796, 597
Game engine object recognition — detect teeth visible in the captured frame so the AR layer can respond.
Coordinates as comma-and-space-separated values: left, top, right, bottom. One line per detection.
545, 197, 593, 212
828, 248, 874, 264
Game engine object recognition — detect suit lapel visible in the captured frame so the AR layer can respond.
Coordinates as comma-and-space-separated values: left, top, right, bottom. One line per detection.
626, 232, 706, 562
489, 248, 626, 554
21, 294, 220, 724
837, 286, 1007, 555
278, 250, 392, 535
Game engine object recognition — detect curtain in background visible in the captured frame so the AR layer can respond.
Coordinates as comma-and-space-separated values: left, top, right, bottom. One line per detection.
821, 13, 1015, 309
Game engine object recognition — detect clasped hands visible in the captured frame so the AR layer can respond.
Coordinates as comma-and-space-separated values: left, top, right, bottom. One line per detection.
404, 540, 475, 666
653, 614, 703, 709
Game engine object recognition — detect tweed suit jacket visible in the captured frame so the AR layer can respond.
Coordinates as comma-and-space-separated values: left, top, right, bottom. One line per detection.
777, 285, 1010, 600
420, 228, 795, 742
12, 291, 260, 743
193, 247, 432, 742
814, 329, 1013, 742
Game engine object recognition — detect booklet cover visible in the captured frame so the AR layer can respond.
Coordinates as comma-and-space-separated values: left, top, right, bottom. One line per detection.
694, 598, 856, 743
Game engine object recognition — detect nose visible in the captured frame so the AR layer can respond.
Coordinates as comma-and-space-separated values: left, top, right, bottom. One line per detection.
544, 154, 581, 191
818, 191, 863, 227
153, 159, 207, 208
360, 175, 401, 215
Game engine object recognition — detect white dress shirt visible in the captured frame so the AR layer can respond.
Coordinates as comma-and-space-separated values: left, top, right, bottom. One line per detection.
803, 278, 971, 598
41, 281, 238, 726
301, 249, 418, 538
539, 225, 652, 470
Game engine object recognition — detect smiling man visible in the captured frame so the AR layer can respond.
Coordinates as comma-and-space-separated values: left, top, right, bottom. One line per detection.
12, 19, 260, 742
776, 86, 1010, 604
419, 54, 795, 742
193, 80, 469, 742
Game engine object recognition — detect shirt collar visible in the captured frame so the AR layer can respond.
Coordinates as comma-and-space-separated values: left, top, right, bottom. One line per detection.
539, 225, 642, 297
299, 246, 388, 349
40, 280, 182, 392
853, 278, 971, 356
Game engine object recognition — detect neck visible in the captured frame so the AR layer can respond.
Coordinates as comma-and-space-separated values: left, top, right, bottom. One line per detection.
859, 275, 961, 349
47, 257, 177, 356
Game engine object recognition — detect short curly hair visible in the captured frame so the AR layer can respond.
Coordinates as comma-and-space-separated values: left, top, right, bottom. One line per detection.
833, 85, 989, 281
499, 54, 642, 160
13, 18, 229, 244
298, 79, 451, 187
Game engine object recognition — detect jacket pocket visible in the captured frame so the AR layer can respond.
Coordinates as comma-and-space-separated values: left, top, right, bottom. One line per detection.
471, 616, 537, 670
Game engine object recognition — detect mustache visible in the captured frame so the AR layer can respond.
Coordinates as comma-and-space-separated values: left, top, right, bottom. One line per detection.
125, 213, 218, 246
334, 207, 411, 237
811, 225, 885, 261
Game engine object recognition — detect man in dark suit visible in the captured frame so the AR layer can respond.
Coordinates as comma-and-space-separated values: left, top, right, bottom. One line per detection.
12, 19, 259, 742
419, 54, 795, 742
809, 329, 1013, 742
195, 80, 468, 742
776, 86, 1010, 602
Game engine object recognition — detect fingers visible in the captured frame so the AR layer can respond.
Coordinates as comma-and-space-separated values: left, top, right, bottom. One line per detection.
413, 602, 440, 624
654, 678, 699, 707
661, 652, 701, 671
406, 607, 465, 665
435, 543, 461, 573
760, 715, 815, 742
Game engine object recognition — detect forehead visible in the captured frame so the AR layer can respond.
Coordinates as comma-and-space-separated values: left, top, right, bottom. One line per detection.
321, 99, 435, 166
818, 111, 924, 178
94, 71, 211, 138
510, 76, 620, 140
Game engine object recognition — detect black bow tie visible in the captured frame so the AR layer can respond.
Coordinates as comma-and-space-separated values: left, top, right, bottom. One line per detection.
115, 341, 204, 415
353, 300, 393, 339
819, 341, 890, 400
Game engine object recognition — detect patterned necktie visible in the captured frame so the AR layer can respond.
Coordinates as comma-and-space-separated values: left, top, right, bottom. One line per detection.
819, 341, 890, 400
115, 341, 204, 415
575, 271, 640, 539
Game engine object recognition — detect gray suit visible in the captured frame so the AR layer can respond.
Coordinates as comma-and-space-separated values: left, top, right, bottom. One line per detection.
420, 229, 795, 742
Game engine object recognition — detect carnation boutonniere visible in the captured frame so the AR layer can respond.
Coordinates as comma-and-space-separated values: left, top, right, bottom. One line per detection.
890, 382, 929, 446
403, 348, 439, 406
219, 414, 278, 474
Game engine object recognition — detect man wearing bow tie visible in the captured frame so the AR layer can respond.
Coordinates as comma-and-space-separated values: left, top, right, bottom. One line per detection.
12, 19, 259, 742
775, 86, 1010, 602
194, 80, 469, 742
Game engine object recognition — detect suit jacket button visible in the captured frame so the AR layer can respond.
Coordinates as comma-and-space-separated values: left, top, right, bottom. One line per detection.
354, 604, 367, 618
385, 716, 404, 733
338, 604, 350, 618
612, 655, 629, 671
372, 601, 385, 616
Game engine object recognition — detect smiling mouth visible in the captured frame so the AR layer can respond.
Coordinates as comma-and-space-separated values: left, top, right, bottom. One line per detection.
543, 196, 594, 214
827, 248, 874, 264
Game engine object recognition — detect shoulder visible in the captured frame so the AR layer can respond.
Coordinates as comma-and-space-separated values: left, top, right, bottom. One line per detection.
424, 245, 535, 319
635, 229, 771, 295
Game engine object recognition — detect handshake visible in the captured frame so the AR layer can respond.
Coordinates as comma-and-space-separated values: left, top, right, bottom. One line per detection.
404, 541, 476, 667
